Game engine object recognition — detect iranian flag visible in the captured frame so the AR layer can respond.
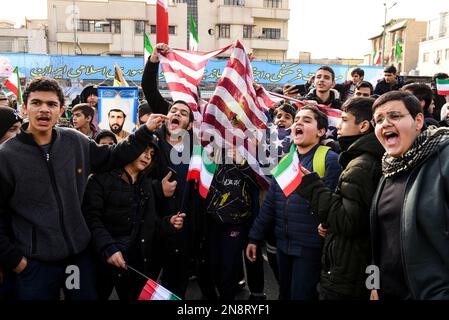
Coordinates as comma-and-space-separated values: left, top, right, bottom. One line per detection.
436, 78, 449, 96
4, 66, 22, 105
144, 33, 153, 63
157, 0, 169, 44
138, 277, 181, 300
189, 15, 199, 51
187, 144, 217, 198
271, 144, 302, 197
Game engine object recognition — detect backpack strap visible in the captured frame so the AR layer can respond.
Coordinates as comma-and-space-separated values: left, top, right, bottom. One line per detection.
313, 145, 331, 178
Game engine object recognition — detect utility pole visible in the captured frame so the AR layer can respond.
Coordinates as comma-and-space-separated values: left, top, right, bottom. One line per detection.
382, 2, 397, 66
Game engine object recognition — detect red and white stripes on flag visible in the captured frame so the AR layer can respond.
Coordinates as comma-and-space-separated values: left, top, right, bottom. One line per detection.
156, 0, 169, 44
201, 41, 277, 188
158, 45, 231, 127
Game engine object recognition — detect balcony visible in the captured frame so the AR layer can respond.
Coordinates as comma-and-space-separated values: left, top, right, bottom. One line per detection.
217, 5, 253, 24
249, 37, 288, 50
251, 7, 289, 20
56, 32, 112, 44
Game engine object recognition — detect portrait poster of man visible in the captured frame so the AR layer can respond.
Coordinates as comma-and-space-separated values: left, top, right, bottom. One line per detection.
97, 86, 138, 139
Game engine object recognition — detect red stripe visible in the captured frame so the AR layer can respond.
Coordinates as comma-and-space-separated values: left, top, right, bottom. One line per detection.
164, 81, 198, 101
165, 52, 209, 73
210, 79, 265, 129
282, 169, 302, 197
161, 63, 200, 87
4, 80, 18, 98
156, 3, 168, 44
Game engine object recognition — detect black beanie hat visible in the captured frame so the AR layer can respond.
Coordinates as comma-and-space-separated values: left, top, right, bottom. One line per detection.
138, 100, 153, 119
0, 106, 22, 139
94, 129, 118, 144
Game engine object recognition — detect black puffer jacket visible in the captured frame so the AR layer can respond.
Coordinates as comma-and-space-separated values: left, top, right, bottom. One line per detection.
299, 133, 384, 298
373, 76, 405, 96
82, 169, 175, 274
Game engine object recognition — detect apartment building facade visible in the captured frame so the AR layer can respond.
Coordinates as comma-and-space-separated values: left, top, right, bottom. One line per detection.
45, 0, 289, 61
0, 20, 47, 54
417, 12, 449, 76
368, 18, 426, 75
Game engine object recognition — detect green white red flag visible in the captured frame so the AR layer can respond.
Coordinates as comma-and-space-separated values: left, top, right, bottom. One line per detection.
187, 144, 217, 198
138, 277, 181, 300
271, 144, 302, 197
436, 78, 449, 96
3, 66, 22, 105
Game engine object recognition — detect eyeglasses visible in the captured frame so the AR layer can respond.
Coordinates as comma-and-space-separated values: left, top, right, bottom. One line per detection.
371, 111, 410, 127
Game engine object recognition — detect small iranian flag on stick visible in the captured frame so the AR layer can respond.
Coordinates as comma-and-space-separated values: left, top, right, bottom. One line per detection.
138, 277, 181, 300
4, 66, 22, 105
436, 78, 449, 96
187, 145, 217, 198
271, 144, 302, 197
144, 33, 153, 63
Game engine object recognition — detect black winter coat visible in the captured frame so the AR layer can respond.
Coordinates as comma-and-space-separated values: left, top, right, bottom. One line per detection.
299, 133, 384, 298
82, 169, 174, 274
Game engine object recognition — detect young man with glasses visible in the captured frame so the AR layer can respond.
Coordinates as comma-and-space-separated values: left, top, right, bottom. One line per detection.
370, 91, 449, 300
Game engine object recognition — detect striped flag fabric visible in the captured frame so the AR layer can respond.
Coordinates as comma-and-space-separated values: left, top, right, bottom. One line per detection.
138, 277, 181, 300
201, 41, 277, 188
189, 15, 199, 51
156, 0, 169, 45
144, 33, 153, 63
158, 45, 231, 125
113, 64, 129, 87
187, 144, 217, 198
271, 143, 302, 197
3, 66, 22, 105
436, 78, 449, 96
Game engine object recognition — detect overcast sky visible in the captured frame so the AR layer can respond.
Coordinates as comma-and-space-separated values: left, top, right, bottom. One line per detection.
1, 0, 448, 59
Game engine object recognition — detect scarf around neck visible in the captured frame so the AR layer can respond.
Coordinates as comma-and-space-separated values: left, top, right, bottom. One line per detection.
382, 126, 449, 178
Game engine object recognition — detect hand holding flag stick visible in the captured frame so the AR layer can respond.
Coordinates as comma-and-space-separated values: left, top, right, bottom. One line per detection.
150, 43, 170, 63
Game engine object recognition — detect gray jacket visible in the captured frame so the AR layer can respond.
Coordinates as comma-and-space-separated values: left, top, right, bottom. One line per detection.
0, 124, 155, 270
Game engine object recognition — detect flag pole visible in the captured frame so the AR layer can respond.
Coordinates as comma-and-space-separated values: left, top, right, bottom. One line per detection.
127, 264, 150, 280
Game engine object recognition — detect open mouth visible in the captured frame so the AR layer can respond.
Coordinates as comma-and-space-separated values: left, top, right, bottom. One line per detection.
170, 118, 180, 129
384, 132, 399, 145
278, 123, 285, 129
36, 116, 51, 126
294, 127, 304, 138
140, 160, 149, 167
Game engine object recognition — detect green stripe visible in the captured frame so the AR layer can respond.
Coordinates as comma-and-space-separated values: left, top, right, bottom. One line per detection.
436, 79, 449, 85
272, 144, 296, 177
189, 15, 199, 43
144, 33, 153, 54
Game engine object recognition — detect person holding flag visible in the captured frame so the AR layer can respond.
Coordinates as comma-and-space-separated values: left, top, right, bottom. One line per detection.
298, 97, 384, 300
246, 106, 341, 300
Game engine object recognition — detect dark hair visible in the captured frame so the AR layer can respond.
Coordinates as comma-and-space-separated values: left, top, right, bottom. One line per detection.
432, 72, 449, 83
274, 103, 296, 119
317, 66, 335, 81
351, 68, 364, 78
95, 129, 118, 144
72, 103, 94, 121
402, 83, 433, 110
342, 97, 375, 131
356, 81, 374, 95
108, 109, 126, 118
170, 100, 194, 123
297, 105, 328, 131
372, 91, 423, 118
383, 65, 397, 74
23, 77, 65, 107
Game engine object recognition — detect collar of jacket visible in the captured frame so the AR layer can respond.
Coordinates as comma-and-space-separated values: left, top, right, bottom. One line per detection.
17, 122, 58, 147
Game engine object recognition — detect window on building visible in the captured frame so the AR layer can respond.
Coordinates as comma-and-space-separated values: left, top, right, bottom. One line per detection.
445, 48, 449, 60
423, 52, 430, 62
95, 21, 110, 32
0, 38, 13, 52
262, 28, 281, 39
264, 0, 281, 8
224, 0, 245, 5
135, 20, 145, 35
169, 26, 176, 35
76, 20, 90, 32
243, 25, 253, 38
110, 20, 121, 33
219, 24, 231, 38
150, 25, 156, 34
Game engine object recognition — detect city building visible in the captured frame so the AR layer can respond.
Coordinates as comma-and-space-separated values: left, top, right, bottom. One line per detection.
368, 18, 426, 75
417, 12, 449, 76
44, 0, 289, 61
0, 20, 47, 54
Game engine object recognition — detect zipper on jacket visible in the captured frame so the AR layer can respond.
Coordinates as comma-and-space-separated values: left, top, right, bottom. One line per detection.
283, 197, 290, 253
44, 151, 74, 255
